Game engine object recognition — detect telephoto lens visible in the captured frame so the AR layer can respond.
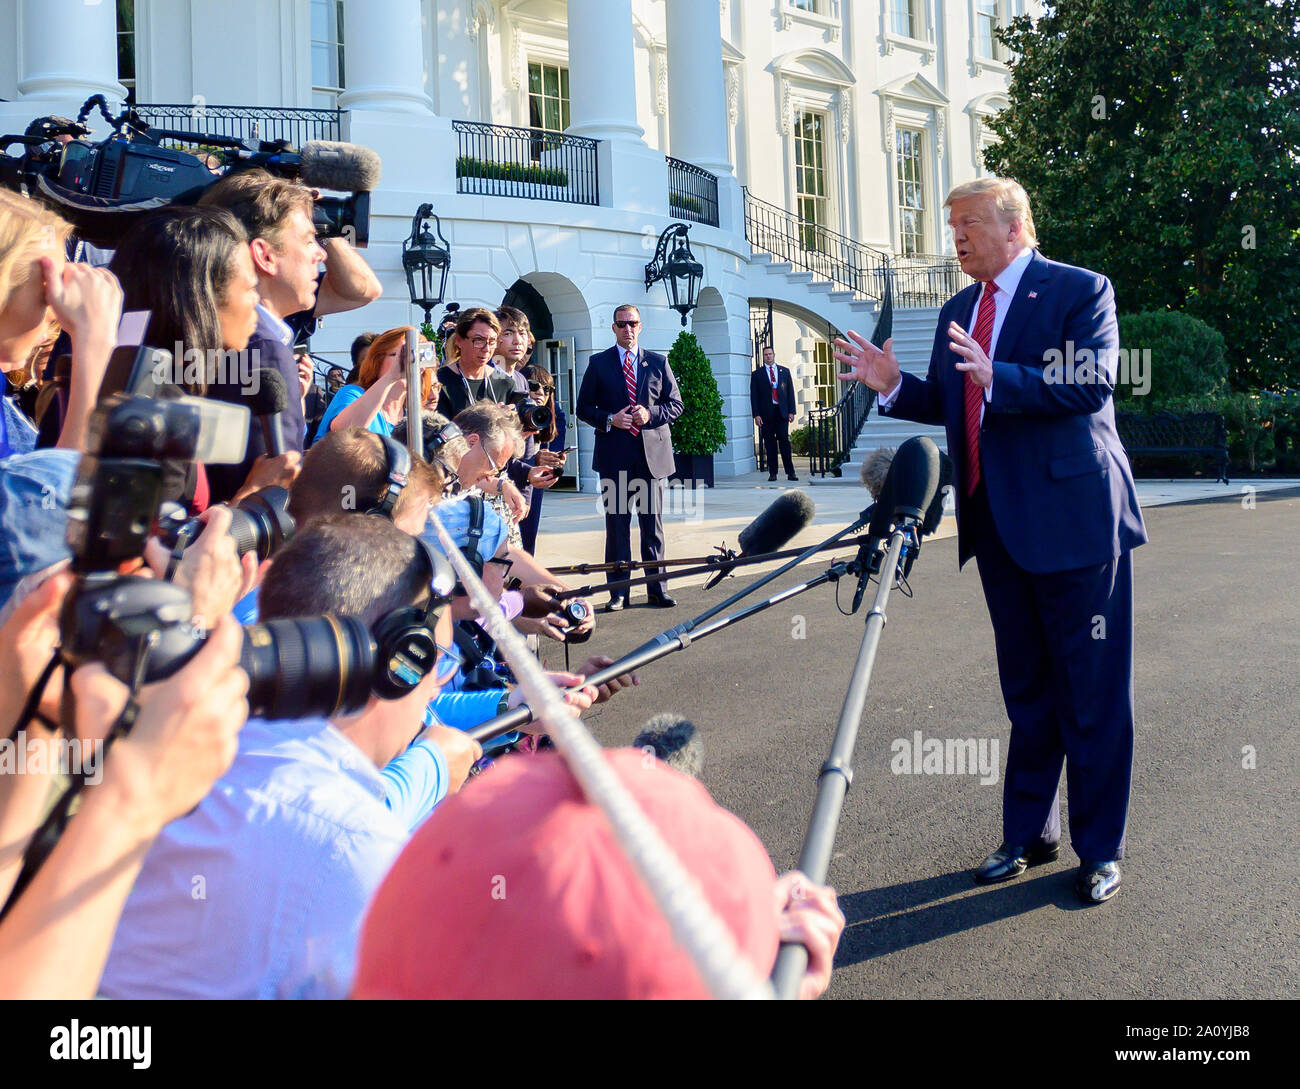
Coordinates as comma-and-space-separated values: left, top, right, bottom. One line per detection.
515, 401, 552, 433
155, 486, 295, 562
239, 616, 378, 719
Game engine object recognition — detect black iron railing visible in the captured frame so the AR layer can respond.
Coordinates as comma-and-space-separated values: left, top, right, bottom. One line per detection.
453, 119, 599, 205
132, 103, 342, 147
888, 253, 965, 307
808, 382, 876, 477
666, 156, 719, 227
744, 187, 891, 300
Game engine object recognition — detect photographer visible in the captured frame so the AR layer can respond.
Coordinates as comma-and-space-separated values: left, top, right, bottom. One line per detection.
0, 576, 248, 999
518, 364, 568, 555
198, 169, 381, 503
97, 515, 476, 1000
0, 189, 121, 457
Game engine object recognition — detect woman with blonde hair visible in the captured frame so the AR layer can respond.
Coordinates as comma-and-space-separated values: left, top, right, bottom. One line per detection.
0, 189, 122, 456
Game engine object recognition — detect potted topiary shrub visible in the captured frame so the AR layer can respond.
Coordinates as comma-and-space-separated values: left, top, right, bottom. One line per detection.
667, 329, 725, 487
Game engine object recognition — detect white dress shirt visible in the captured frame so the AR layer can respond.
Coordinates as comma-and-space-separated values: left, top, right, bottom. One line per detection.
879, 247, 1035, 419
99, 716, 410, 999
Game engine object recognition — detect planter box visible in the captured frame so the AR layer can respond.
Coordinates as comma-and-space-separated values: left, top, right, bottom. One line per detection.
670, 452, 715, 488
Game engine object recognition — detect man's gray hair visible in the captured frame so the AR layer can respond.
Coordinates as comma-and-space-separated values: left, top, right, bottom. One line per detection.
944, 176, 1039, 248
453, 401, 523, 458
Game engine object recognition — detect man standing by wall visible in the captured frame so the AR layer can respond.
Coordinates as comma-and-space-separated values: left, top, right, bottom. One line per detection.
577, 304, 683, 611
836, 177, 1146, 905
751, 345, 798, 482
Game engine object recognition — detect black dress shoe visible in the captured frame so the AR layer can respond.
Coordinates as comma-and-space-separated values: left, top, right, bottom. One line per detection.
605, 597, 627, 612
767, 475, 777, 482
786, 474, 799, 482
1075, 860, 1121, 904
647, 593, 677, 608
973, 840, 1060, 885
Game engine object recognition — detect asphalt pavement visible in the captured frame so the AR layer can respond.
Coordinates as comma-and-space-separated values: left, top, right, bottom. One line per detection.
532, 484, 1300, 1000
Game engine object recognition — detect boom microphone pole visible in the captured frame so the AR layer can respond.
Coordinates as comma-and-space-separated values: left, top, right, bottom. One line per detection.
770, 436, 945, 999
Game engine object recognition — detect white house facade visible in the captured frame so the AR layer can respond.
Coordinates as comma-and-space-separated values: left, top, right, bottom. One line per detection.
0, 0, 1037, 487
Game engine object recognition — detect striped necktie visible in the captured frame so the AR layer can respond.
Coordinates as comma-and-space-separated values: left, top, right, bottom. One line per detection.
623, 350, 640, 436
963, 282, 997, 497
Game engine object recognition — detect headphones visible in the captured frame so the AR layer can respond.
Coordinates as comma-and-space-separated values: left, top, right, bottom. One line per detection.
366, 434, 411, 519
370, 534, 460, 699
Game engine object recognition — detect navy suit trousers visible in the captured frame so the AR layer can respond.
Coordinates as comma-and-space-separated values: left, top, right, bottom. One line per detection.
966, 483, 1134, 862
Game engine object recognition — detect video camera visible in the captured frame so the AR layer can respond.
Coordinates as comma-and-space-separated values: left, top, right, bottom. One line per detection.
1, 96, 379, 249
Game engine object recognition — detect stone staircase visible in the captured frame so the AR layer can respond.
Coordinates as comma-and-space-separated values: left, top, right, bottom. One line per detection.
842, 305, 949, 474
745, 249, 880, 337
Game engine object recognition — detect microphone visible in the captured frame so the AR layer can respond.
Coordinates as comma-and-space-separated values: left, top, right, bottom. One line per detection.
632, 714, 704, 780
298, 141, 383, 192
889, 436, 943, 526
703, 491, 816, 589
859, 446, 896, 500
852, 459, 898, 612
248, 368, 289, 458
921, 454, 954, 538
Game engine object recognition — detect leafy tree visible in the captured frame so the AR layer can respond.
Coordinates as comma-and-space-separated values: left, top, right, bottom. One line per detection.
985, 0, 1300, 391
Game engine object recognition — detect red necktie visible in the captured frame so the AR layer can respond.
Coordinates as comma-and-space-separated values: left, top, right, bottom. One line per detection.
623, 350, 640, 436
769, 365, 778, 404
964, 282, 997, 497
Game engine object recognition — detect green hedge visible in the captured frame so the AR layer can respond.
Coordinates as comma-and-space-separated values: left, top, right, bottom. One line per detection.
456, 156, 569, 188
1116, 310, 1228, 404
789, 425, 810, 457
669, 191, 705, 216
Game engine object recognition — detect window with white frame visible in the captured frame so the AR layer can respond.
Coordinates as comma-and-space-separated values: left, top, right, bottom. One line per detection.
311, 0, 345, 108
794, 110, 829, 251
889, 0, 922, 40
528, 61, 570, 133
791, 0, 820, 11
976, 1, 1008, 62
812, 340, 837, 409
116, 0, 136, 102
895, 127, 928, 256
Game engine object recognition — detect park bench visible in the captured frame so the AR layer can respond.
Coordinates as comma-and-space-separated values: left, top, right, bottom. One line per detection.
1115, 410, 1229, 484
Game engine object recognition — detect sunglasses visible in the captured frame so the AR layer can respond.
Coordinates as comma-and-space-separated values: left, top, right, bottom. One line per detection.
614, 320, 641, 329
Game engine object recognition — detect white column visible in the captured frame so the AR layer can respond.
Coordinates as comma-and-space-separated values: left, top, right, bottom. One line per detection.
337, 0, 433, 114
566, 0, 644, 143
665, 0, 732, 176
17, 0, 124, 101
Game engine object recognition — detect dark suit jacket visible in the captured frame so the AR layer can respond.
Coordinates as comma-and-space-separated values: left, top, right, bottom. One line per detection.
576, 345, 683, 480
750, 364, 796, 418
204, 308, 305, 504
883, 250, 1147, 574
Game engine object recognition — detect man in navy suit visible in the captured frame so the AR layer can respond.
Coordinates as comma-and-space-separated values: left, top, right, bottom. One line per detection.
751, 345, 799, 482
836, 177, 1147, 904
576, 304, 684, 610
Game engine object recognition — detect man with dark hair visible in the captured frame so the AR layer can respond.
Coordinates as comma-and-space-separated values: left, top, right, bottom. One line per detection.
576, 304, 683, 610
98, 515, 478, 999
348, 332, 377, 385
493, 305, 532, 394
199, 170, 381, 502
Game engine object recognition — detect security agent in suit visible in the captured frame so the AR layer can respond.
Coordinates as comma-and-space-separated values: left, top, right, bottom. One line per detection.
750, 345, 799, 482
576, 304, 684, 610
836, 178, 1147, 905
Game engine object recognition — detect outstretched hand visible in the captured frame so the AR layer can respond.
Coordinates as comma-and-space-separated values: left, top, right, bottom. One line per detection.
833, 330, 901, 395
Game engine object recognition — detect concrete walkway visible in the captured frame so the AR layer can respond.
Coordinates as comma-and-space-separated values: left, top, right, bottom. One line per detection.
533, 466, 1300, 592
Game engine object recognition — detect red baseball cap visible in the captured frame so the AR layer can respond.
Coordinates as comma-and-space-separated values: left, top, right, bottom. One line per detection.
353, 748, 779, 999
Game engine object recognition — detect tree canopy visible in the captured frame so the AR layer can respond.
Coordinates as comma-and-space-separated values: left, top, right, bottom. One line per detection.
985, 0, 1300, 391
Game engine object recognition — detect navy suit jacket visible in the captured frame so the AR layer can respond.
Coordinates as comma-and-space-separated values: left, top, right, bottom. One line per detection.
750, 364, 797, 418
576, 345, 683, 480
883, 250, 1147, 574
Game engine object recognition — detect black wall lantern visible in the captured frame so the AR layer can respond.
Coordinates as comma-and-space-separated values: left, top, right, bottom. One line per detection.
645, 223, 704, 327
402, 203, 452, 325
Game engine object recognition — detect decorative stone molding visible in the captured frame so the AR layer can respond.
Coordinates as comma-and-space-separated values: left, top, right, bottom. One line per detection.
884, 103, 895, 153
837, 88, 851, 144
653, 48, 668, 117
509, 23, 525, 89
935, 110, 945, 159
726, 66, 740, 126
780, 80, 792, 135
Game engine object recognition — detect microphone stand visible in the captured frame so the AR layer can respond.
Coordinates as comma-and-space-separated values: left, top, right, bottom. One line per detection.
467, 552, 860, 745
404, 327, 424, 461
769, 518, 920, 1000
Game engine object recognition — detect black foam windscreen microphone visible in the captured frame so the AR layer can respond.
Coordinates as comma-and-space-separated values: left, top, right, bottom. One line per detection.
921, 453, 955, 537
298, 141, 383, 192
632, 714, 703, 780
889, 436, 943, 525
248, 368, 289, 458
859, 446, 896, 501
703, 490, 816, 589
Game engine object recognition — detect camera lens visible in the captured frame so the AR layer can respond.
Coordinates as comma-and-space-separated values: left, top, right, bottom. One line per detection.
240, 616, 376, 719
226, 486, 295, 562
